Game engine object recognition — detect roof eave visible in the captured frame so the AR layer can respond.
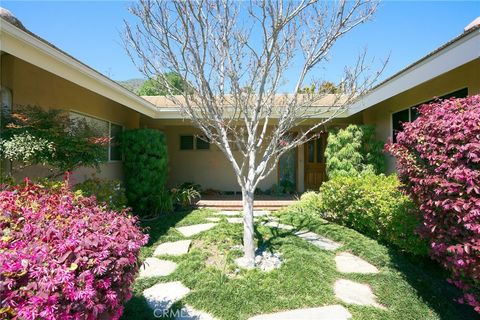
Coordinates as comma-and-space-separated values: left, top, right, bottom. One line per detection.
0, 19, 158, 118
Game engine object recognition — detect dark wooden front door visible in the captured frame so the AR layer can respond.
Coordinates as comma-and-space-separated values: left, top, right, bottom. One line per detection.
304, 134, 327, 190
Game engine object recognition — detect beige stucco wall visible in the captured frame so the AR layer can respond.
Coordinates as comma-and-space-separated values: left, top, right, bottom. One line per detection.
356, 58, 480, 173
157, 124, 277, 192
0, 54, 141, 182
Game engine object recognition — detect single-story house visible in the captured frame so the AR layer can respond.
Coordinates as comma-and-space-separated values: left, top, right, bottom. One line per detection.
1, 9, 479, 193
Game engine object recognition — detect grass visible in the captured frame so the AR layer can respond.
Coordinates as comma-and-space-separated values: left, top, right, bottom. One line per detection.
122, 206, 477, 320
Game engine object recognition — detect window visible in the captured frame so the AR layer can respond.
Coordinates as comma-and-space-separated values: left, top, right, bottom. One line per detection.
70, 111, 123, 161
180, 135, 194, 150
392, 88, 468, 142
109, 123, 123, 161
180, 135, 211, 150
196, 136, 210, 150
1, 87, 12, 120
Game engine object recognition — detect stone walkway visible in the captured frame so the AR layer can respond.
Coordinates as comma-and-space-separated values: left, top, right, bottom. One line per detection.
176, 223, 217, 237
139, 210, 385, 319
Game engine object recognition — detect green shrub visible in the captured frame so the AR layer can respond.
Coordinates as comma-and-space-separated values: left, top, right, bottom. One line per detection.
325, 124, 385, 178
74, 178, 127, 211
121, 129, 171, 216
297, 191, 322, 214
171, 185, 201, 210
319, 174, 428, 256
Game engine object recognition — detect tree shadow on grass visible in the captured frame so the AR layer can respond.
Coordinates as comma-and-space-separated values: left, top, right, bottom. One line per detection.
386, 249, 478, 320
141, 209, 195, 246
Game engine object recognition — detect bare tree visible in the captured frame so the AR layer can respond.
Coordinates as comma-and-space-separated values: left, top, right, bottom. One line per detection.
124, 0, 385, 267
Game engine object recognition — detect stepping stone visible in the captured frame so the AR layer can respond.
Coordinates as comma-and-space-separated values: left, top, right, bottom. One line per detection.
253, 210, 270, 217
214, 211, 241, 216
248, 304, 352, 320
334, 279, 386, 309
176, 223, 217, 237
227, 217, 243, 224
138, 257, 177, 278
143, 281, 190, 313
176, 305, 217, 320
154, 240, 192, 256
335, 252, 379, 274
262, 221, 294, 230
295, 231, 341, 251
206, 217, 221, 222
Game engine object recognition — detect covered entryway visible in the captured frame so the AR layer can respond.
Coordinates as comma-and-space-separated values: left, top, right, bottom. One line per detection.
304, 133, 327, 190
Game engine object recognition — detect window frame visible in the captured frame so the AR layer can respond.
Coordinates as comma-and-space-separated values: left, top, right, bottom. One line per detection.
179, 134, 212, 151
70, 110, 124, 162
390, 87, 469, 140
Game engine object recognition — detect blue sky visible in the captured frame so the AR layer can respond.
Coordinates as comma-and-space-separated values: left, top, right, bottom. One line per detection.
3, 1, 479, 87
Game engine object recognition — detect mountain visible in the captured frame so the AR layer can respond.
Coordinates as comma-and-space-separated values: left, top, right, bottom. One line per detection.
116, 78, 145, 94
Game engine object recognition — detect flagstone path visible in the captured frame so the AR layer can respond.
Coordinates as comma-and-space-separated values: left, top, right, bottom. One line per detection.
335, 252, 379, 274
176, 223, 218, 237
248, 304, 352, 320
154, 240, 192, 256
138, 258, 177, 278
140, 210, 385, 319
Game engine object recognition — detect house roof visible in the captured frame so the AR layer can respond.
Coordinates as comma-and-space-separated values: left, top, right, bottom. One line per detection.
346, 22, 480, 116
142, 93, 349, 119
0, 13, 159, 118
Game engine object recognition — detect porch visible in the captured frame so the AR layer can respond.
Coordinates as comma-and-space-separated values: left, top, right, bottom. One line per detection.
196, 194, 297, 211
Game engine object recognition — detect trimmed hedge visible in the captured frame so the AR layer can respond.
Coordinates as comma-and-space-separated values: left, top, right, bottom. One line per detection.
0, 180, 148, 320
318, 174, 428, 256
387, 95, 480, 312
121, 129, 171, 216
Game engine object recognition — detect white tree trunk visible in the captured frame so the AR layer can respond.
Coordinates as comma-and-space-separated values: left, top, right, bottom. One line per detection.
242, 188, 256, 267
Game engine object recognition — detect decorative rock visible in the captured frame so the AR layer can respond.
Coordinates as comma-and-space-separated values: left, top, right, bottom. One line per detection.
334, 279, 386, 309
295, 231, 341, 251
214, 211, 241, 216
254, 250, 283, 272
248, 305, 352, 320
143, 281, 190, 313
205, 217, 221, 222
227, 217, 243, 224
176, 223, 217, 237
154, 240, 192, 256
262, 221, 294, 230
176, 305, 216, 320
138, 257, 177, 278
235, 247, 283, 271
335, 252, 379, 274
235, 256, 255, 270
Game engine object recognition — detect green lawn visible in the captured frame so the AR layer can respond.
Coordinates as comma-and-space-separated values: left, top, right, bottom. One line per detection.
122, 206, 476, 320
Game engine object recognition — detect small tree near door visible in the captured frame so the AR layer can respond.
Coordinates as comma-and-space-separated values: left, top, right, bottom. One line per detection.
124, 0, 385, 267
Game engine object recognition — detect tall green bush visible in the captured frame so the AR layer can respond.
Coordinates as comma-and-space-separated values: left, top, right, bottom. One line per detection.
319, 174, 428, 256
325, 124, 385, 177
121, 129, 171, 216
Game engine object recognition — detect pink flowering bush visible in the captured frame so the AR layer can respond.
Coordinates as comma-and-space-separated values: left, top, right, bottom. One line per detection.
0, 179, 148, 319
386, 95, 480, 313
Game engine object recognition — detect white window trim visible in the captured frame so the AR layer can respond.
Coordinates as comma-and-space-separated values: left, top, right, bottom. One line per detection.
70, 110, 124, 162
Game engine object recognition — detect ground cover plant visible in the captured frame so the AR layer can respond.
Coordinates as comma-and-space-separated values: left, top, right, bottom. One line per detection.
387, 95, 480, 312
0, 179, 148, 320
122, 207, 475, 320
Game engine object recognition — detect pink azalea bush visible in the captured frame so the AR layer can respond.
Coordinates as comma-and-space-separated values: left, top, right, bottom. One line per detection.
0, 179, 148, 319
386, 95, 480, 313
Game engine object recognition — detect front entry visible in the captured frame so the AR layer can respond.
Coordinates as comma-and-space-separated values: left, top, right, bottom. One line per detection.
304, 133, 327, 190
